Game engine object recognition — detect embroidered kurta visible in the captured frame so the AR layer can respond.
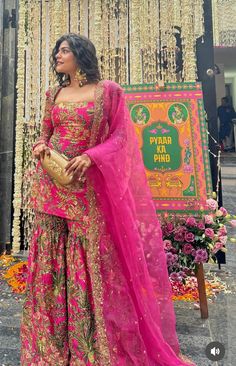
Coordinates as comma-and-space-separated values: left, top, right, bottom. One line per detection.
30, 96, 95, 221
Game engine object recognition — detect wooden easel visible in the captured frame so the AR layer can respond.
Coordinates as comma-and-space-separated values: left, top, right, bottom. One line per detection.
196, 263, 209, 319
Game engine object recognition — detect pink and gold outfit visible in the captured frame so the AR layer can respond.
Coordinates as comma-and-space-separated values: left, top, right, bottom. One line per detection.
21, 80, 194, 366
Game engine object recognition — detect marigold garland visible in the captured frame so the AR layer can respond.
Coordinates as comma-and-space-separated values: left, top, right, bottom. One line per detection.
3, 262, 28, 294
0, 254, 17, 267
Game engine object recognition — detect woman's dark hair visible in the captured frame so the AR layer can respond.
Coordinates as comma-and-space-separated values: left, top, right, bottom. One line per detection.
50, 33, 101, 86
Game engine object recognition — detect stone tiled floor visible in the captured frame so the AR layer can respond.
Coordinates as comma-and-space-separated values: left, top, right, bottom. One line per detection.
0, 288, 22, 365
0, 151, 235, 365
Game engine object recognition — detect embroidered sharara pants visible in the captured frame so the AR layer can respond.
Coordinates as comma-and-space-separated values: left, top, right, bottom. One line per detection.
20, 212, 98, 366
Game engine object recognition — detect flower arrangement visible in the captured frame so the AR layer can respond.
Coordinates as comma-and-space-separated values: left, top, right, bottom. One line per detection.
171, 275, 228, 302
161, 198, 235, 283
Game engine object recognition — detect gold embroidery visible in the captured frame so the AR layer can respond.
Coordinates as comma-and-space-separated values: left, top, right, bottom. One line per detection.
31, 164, 87, 221
85, 81, 112, 365
35, 85, 61, 145
86, 185, 112, 366
50, 102, 94, 158
89, 81, 105, 148
56, 190, 87, 220
55, 101, 91, 109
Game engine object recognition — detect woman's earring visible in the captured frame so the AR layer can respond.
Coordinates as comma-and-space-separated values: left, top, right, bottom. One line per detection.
75, 68, 88, 87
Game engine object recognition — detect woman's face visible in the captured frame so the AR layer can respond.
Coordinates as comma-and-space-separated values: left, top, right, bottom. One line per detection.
55, 40, 78, 74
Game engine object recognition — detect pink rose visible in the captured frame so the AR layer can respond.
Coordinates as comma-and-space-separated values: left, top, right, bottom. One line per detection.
218, 226, 227, 236
182, 243, 193, 255
204, 215, 214, 225
230, 220, 236, 228
179, 226, 187, 233
166, 222, 175, 233
219, 207, 228, 216
174, 232, 185, 242
194, 248, 208, 263
205, 228, 215, 239
197, 221, 205, 230
163, 239, 173, 250
166, 252, 178, 266
186, 217, 197, 227
173, 227, 185, 241
219, 235, 227, 244
212, 242, 224, 254
206, 198, 218, 211
184, 232, 195, 243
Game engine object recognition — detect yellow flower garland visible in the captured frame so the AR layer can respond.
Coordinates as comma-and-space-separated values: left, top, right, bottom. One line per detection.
12, 0, 26, 252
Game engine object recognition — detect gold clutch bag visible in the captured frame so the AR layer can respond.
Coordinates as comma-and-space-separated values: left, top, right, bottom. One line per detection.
40, 149, 74, 186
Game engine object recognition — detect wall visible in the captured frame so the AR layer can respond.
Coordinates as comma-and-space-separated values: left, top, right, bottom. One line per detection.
215, 63, 226, 107
225, 73, 236, 110
0, 0, 17, 252
214, 47, 236, 108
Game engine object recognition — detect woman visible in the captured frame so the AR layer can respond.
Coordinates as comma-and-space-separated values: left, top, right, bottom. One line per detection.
21, 33, 194, 366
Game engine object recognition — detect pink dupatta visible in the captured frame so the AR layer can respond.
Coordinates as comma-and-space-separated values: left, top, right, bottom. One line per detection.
85, 80, 194, 366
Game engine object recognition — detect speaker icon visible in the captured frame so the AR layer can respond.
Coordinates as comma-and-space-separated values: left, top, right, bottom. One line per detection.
206, 342, 225, 361
210, 347, 220, 356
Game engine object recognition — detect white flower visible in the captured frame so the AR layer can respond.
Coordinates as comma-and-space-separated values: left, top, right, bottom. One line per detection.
215, 210, 223, 217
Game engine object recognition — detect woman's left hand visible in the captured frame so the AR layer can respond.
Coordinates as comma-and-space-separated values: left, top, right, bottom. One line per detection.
65, 154, 92, 181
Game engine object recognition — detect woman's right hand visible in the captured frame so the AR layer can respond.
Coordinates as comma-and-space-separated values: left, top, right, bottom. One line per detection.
33, 143, 50, 160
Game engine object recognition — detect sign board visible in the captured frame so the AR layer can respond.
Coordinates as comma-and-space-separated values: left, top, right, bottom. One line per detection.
124, 82, 212, 214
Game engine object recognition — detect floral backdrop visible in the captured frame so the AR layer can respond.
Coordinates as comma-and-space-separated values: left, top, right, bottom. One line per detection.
13, 0, 205, 251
